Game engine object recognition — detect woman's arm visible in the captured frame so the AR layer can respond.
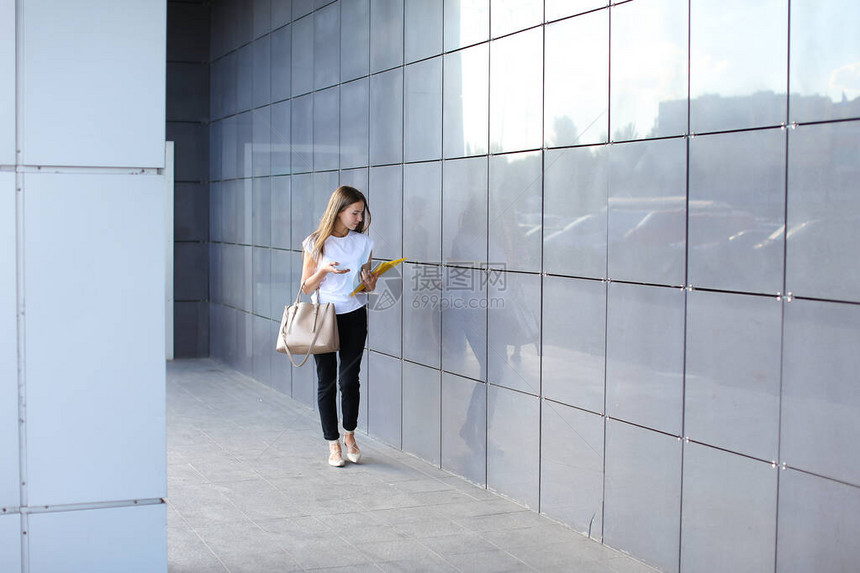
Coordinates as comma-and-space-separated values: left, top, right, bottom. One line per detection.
301, 250, 349, 294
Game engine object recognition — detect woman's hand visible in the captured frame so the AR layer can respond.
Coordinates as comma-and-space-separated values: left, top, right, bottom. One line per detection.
323, 261, 350, 275
360, 268, 378, 292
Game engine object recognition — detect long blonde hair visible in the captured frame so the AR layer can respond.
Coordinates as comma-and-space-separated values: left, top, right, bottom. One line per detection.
308, 185, 371, 260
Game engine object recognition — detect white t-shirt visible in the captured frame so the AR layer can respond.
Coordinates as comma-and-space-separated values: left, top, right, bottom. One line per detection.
303, 231, 374, 314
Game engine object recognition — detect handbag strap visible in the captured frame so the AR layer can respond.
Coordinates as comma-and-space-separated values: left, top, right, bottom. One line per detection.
282, 281, 325, 367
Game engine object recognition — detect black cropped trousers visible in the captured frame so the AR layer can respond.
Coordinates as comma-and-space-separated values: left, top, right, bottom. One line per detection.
313, 305, 367, 441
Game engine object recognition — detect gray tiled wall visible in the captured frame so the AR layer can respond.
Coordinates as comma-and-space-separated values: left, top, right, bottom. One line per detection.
206, 1, 860, 571
168, 1, 210, 358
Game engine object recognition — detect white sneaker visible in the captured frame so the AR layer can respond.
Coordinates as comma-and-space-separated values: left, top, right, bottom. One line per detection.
328, 441, 345, 467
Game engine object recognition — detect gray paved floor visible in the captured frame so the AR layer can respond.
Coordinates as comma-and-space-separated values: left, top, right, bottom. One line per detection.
167, 359, 655, 572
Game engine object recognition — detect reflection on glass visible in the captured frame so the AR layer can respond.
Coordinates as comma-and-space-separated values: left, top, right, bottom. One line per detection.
443, 156, 487, 264
790, 1, 860, 123
489, 151, 541, 272
611, 0, 688, 140
690, 0, 787, 132
290, 95, 313, 174
405, 57, 443, 162
442, 267, 487, 382
405, 0, 443, 63
606, 282, 685, 436
403, 162, 442, 264
370, 0, 403, 73
487, 272, 540, 395
689, 129, 786, 294
490, 28, 543, 153
542, 276, 606, 414
442, 372, 486, 486
369, 68, 403, 166
685, 291, 782, 461
545, 11, 609, 147
544, 146, 608, 279
444, 0, 489, 51
403, 263, 442, 368
545, 0, 606, 22
786, 122, 860, 303
444, 44, 489, 158
491, 0, 542, 38
341, 0, 369, 82
608, 138, 686, 286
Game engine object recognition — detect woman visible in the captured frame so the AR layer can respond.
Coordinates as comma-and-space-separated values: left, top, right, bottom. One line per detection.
301, 186, 377, 467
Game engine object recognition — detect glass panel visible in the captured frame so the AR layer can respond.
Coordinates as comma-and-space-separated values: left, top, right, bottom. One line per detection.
236, 112, 253, 180
252, 106, 271, 177
405, 0, 443, 63
290, 15, 313, 97
442, 266, 486, 381
487, 271, 540, 395
789, 0, 860, 123
270, 176, 291, 250
490, 28, 542, 153
489, 151, 541, 272
403, 263, 442, 369
290, 94, 313, 174
490, 0, 542, 39
252, 36, 271, 108
540, 402, 604, 540
690, 0, 788, 133
606, 283, 684, 436
402, 362, 442, 465
270, 100, 290, 175
545, 11, 608, 147
340, 78, 369, 170
777, 469, 860, 573
270, 248, 291, 321
404, 57, 443, 162
368, 351, 402, 447
252, 177, 271, 247
685, 290, 782, 461
271, 25, 291, 103
443, 43, 489, 158
441, 372, 486, 486
370, 0, 403, 73
611, 0, 687, 140
681, 444, 777, 573
608, 138, 686, 286
341, 0, 370, 82
313, 86, 339, 172
688, 129, 786, 294
237, 45, 253, 112
367, 257, 402, 358
369, 68, 403, 166
442, 156, 487, 265
487, 385, 540, 509
443, 0, 489, 52
313, 3, 339, 90
782, 299, 860, 485
604, 420, 682, 573
543, 146, 608, 279
368, 165, 403, 260
290, 173, 315, 249
404, 162, 442, 264
545, 0, 606, 22
786, 122, 860, 303
542, 276, 605, 413
339, 167, 368, 193
293, 0, 314, 20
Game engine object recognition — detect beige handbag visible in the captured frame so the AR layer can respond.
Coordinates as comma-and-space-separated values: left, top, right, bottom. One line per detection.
276, 282, 340, 367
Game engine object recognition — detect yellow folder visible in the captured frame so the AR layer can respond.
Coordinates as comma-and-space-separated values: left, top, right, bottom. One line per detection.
350, 257, 406, 296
